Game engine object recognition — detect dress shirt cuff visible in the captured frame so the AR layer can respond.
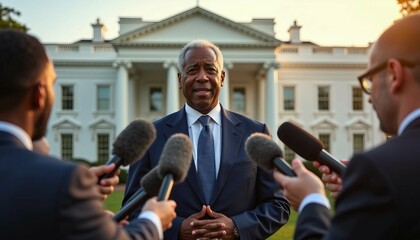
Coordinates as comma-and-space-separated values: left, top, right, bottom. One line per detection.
139, 210, 163, 240
298, 193, 331, 213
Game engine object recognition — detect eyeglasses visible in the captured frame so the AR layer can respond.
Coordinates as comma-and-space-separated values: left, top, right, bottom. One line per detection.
357, 59, 416, 94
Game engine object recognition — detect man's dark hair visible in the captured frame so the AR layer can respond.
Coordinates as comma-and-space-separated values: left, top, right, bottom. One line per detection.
0, 29, 49, 111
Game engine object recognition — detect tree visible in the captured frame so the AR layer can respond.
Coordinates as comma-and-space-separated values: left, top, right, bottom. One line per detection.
0, 3, 28, 31
397, 0, 420, 16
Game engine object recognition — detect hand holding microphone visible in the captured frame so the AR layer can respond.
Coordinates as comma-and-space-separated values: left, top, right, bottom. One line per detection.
98, 118, 156, 182
113, 133, 192, 222
277, 122, 346, 177
245, 132, 296, 177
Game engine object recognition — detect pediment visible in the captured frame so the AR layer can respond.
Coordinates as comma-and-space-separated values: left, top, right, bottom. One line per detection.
112, 7, 280, 47
51, 117, 81, 130
310, 118, 339, 130
89, 118, 115, 130
345, 118, 372, 129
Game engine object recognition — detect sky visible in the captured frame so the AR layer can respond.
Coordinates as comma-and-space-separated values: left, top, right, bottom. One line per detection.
2, 0, 401, 46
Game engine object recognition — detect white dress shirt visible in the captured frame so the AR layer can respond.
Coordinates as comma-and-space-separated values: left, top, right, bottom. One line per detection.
185, 103, 222, 178
0, 121, 33, 150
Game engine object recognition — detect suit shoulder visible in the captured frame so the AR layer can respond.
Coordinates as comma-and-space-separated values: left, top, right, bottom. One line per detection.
152, 110, 183, 127
226, 110, 267, 130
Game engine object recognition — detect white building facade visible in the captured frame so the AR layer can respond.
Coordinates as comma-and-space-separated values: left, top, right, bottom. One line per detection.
45, 7, 385, 164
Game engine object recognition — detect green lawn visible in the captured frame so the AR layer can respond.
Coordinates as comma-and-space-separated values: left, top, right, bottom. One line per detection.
105, 188, 299, 240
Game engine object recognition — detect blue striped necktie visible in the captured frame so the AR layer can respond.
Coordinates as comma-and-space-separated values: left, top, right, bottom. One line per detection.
197, 115, 216, 204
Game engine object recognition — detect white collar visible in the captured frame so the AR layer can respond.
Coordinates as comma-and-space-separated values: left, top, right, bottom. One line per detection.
0, 121, 33, 150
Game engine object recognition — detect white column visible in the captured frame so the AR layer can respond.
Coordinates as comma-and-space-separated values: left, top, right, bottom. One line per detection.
164, 61, 179, 114
257, 70, 266, 122
264, 62, 281, 136
220, 62, 233, 109
113, 60, 132, 134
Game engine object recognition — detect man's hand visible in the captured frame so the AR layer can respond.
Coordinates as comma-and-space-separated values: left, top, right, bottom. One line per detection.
273, 159, 325, 211
89, 163, 120, 200
313, 160, 348, 199
192, 206, 236, 240
142, 197, 177, 231
179, 206, 207, 240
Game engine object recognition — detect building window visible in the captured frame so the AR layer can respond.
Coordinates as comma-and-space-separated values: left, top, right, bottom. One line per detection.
233, 88, 246, 112
318, 86, 329, 111
150, 87, 163, 112
62, 85, 74, 110
353, 133, 364, 153
319, 133, 330, 152
352, 87, 363, 111
61, 134, 73, 160
97, 85, 110, 111
97, 133, 110, 164
284, 145, 295, 162
283, 86, 295, 111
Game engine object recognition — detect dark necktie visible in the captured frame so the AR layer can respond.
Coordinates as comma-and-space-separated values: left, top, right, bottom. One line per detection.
197, 115, 216, 204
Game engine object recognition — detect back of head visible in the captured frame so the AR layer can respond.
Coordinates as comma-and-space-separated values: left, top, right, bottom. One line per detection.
177, 39, 224, 72
375, 13, 420, 81
0, 29, 49, 111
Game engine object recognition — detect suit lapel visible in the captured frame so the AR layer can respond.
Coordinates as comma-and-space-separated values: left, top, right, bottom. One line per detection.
210, 108, 243, 204
163, 108, 205, 203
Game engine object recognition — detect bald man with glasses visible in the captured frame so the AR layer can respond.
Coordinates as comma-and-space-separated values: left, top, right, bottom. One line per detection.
273, 13, 420, 240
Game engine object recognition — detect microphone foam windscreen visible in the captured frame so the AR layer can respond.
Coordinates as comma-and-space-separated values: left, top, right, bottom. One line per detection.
157, 133, 193, 183
277, 122, 323, 161
112, 119, 156, 166
140, 167, 162, 196
245, 132, 283, 171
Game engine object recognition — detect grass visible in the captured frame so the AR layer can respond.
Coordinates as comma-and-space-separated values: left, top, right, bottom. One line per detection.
105, 188, 299, 240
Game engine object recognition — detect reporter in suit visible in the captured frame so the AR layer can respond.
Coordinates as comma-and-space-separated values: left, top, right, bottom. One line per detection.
274, 13, 420, 239
124, 39, 290, 239
33, 136, 120, 201
0, 29, 176, 240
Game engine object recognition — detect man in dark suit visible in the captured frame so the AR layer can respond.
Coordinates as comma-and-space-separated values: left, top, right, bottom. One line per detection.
0, 29, 177, 239
124, 39, 290, 239
274, 13, 420, 240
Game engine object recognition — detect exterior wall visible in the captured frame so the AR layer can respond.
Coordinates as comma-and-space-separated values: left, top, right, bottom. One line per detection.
277, 44, 385, 160
43, 10, 386, 163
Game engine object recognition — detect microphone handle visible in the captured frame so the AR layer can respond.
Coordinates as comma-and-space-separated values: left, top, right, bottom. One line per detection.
97, 155, 123, 183
113, 188, 147, 222
319, 150, 346, 177
157, 174, 174, 201
273, 157, 297, 177
125, 185, 146, 203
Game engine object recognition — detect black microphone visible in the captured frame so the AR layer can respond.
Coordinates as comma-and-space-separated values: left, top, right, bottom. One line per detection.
277, 121, 346, 176
157, 133, 193, 201
245, 132, 296, 177
98, 119, 156, 182
113, 167, 161, 222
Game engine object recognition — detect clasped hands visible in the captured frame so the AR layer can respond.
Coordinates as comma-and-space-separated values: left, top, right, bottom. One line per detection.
180, 205, 237, 240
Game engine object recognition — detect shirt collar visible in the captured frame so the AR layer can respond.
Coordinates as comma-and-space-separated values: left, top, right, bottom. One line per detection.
0, 121, 33, 150
398, 108, 420, 135
185, 103, 221, 127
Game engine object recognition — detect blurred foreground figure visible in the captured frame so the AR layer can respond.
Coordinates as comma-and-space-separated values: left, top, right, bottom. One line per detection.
0, 29, 176, 240
274, 13, 420, 240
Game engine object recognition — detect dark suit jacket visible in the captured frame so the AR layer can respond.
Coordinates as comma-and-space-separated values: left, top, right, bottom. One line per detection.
294, 117, 420, 240
124, 106, 290, 240
0, 131, 159, 240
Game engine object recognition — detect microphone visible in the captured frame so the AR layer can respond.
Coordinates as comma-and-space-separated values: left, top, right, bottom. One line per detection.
277, 121, 346, 176
157, 133, 193, 201
98, 119, 156, 182
113, 167, 161, 222
245, 133, 296, 177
